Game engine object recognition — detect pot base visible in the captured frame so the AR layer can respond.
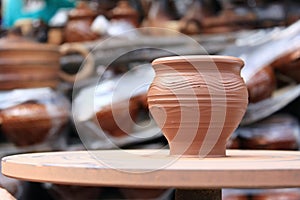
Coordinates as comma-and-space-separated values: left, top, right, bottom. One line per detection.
169, 142, 226, 158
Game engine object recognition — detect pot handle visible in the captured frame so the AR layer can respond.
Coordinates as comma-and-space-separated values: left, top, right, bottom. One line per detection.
59, 43, 95, 83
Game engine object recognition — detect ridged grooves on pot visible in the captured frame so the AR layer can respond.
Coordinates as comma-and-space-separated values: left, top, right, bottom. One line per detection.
147, 55, 248, 157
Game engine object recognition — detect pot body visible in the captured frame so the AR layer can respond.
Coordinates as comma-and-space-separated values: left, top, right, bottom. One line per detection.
0, 50, 60, 90
0, 34, 94, 89
64, 1, 98, 43
147, 56, 248, 157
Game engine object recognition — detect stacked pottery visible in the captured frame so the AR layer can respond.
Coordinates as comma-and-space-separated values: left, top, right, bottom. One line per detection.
0, 31, 93, 147
0, 31, 94, 89
147, 55, 248, 157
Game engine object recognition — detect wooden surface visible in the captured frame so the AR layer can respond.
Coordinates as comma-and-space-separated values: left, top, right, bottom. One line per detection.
2, 150, 300, 188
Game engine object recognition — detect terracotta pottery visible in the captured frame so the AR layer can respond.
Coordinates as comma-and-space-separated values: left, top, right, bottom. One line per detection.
95, 93, 148, 137
64, 1, 99, 43
95, 98, 139, 137
0, 102, 68, 146
270, 49, 300, 83
110, 0, 139, 28
183, 1, 256, 34
246, 65, 276, 103
0, 32, 94, 90
147, 55, 248, 157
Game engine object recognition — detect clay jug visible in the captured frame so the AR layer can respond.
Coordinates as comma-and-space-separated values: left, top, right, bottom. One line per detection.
147, 55, 248, 157
0, 32, 94, 90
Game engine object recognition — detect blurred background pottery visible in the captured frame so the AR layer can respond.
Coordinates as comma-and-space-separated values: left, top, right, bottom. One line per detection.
246, 65, 276, 103
271, 49, 300, 83
148, 55, 248, 157
64, 1, 98, 43
0, 88, 70, 147
0, 30, 94, 90
110, 0, 139, 28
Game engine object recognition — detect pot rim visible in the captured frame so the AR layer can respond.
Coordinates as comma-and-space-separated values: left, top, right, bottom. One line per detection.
0, 45, 59, 52
152, 55, 244, 67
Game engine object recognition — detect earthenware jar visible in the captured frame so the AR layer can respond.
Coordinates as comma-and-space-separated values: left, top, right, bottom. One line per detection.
0, 32, 94, 90
147, 55, 248, 157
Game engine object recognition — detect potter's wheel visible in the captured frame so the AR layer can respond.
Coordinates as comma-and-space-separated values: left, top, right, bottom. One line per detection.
2, 149, 300, 199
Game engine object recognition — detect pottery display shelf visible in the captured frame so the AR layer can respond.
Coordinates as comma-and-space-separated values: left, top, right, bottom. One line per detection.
2, 149, 300, 200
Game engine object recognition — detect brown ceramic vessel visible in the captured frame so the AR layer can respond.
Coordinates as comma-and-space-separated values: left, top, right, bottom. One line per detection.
0, 33, 94, 89
147, 55, 248, 157
271, 49, 300, 83
64, 1, 99, 43
95, 94, 147, 137
0, 102, 68, 146
246, 65, 276, 103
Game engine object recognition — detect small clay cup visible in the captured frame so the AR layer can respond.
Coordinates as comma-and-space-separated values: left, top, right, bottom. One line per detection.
147, 55, 248, 157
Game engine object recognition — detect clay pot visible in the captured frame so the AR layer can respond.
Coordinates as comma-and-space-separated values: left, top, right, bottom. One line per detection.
0, 33, 94, 90
0, 102, 68, 146
95, 98, 139, 137
238, 114, 299, 150
110, 0, 139, 28
246, 65, 276, 103
142, 0, 179, 33
95, 93, 149, 138
271, 49, 300, 83
147, 55, 248, 157
64, 1, 99, 43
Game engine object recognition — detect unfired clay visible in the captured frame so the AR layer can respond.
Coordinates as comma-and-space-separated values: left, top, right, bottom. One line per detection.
147, 55, 248, 157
